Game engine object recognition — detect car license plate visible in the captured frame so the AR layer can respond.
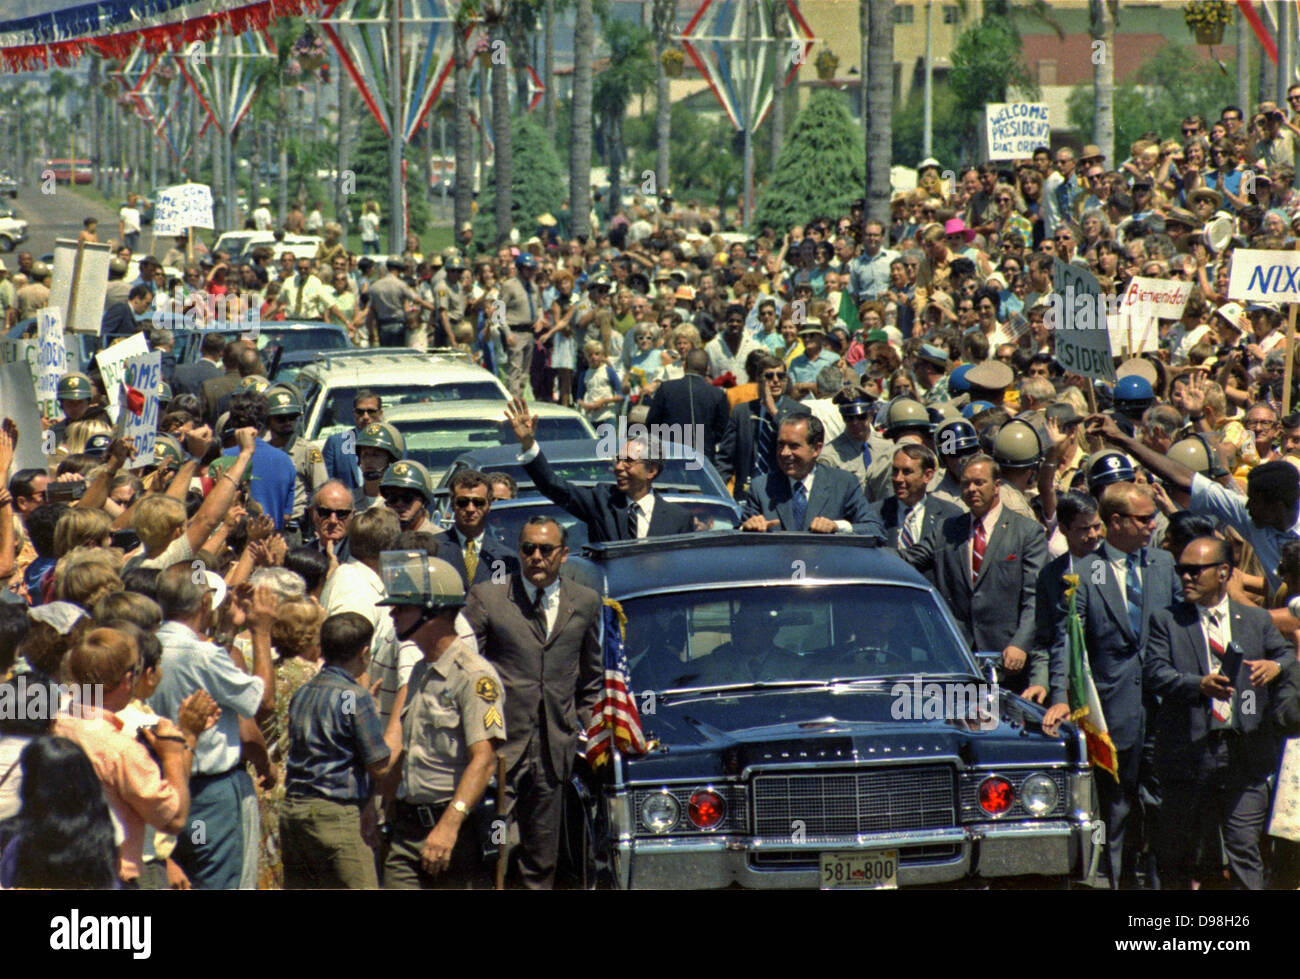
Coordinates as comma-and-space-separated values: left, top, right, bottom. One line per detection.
819, 850, 898, 890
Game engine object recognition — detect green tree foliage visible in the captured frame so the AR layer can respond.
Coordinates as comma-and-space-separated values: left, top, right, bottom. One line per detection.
474, 114, 566, 241
1067, 43, 1238, 158
352, 116, 431, 236
946, 10, 1038, 159
626, 103, 770, 208
891, 84, 965, 170
751, 88, 863, 232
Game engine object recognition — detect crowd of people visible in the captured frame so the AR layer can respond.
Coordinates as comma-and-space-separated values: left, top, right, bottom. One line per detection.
8, 93, 1300, 891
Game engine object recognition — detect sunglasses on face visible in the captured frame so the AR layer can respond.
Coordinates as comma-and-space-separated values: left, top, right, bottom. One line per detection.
1175, 561, 1223, 577
454, 495, 489, 509
382, 491, 421, 506
520, 541, 560, 557
355, 407, 380, 417
764, 371, 788, 381
315, 505, 353, 521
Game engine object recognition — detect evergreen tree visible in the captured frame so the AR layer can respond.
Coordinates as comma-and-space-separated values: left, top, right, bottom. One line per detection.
474, 115, 566, 243
350, 116, 431, 240
751, 89, 864, 233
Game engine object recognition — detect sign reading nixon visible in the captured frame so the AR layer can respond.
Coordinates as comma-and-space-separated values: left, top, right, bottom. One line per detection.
985, 102, 1050, 161
1228, 249, 1300, 302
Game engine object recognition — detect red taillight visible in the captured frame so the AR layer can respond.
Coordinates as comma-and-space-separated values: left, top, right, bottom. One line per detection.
979, 776, 1015, 816
687, 789, 726, 829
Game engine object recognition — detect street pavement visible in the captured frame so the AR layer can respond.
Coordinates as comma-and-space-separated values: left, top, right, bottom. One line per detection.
9, 180, 119, 260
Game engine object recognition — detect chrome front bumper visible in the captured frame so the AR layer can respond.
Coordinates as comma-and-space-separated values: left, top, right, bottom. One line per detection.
614, 820, 1095, 889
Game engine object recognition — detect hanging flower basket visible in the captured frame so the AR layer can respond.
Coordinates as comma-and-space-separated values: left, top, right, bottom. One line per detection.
474, 38, 492, 68
660, 47, 685, 78
292, 29, 328, 72
1185, 1, 1230, 46
814, 47, 839, 80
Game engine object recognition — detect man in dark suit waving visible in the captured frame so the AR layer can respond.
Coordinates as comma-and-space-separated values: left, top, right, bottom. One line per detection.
1144, 535, 1290, 890
464, 516, 602, 888
645, 348, 730, 465
902, 454, 1046, 689
1043, 483, 1180, 890
505, 397, 695, 542
431, 468, 520, 588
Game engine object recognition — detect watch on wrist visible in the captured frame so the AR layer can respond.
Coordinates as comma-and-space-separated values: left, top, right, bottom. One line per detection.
450, 799, 469, 816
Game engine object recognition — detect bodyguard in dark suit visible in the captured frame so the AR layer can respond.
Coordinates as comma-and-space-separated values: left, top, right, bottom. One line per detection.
1044, 484, 1179, 890
1145, 535, 1291, 890
902, 454, 1046, 683
430, 469, 520, 588
1029, 491, 1104, 704
464, 517, 602, 889
716, 352, 807, 500
645, 349, 730, 464
321, 390, 385, 492
740, 414, 883, 538
868, 443, 963, 551
505, 397, 695, 543
172, 331, 227, 400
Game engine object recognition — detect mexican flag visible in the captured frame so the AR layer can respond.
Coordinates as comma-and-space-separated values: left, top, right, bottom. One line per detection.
1063, 574, 1119, 782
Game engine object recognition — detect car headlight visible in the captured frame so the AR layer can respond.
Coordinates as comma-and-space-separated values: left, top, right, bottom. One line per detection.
1020, 773, 1059, 816
640, 790, 680, 834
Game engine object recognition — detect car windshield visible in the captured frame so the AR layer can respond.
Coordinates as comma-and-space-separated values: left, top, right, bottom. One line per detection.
406, 417, 591, 475
468, 498, 740, 550
314, 382, 507, 438
255, 327, 348, 355
446, 457, 721, 495
620, 584, 973, 692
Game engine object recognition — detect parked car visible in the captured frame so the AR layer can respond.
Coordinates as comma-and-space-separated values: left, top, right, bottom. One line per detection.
0, 173, 18, 199
554, 533, 1097, 889
295, 348, 509, 442
382, 400, 594, 485
171, 320, 351, 367
0, 214, 28, 252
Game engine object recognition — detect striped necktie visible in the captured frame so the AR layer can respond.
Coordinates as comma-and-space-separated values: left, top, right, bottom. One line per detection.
753, 408, 776, 478
899, 505, 917, 549
1206, 610, 1234, 729
971, 520, 987, 584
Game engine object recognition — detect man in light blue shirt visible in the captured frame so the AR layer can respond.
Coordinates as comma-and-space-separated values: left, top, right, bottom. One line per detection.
788, 324, 842, 397
149, 564, 275, 889
847, 220, 897, 303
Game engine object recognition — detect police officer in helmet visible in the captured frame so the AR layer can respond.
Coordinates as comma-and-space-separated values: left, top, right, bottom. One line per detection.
380, 459, 438, 534
378, 551, 505, 890
265, 384, 329, 539
354, 421, 407, 512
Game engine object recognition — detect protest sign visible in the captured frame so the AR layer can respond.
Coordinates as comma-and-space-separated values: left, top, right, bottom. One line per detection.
1119, 276, 1192, 321
35, 308, 67, 420
0, 340, 48, 469
49, 238, 111, 334
118, 350, 162, 470
1227, 249, 1300, 302
154, 183, 214, 237
95, 333, 150, 414
1049, 259, 1116, 382
985, 103, 1051, 161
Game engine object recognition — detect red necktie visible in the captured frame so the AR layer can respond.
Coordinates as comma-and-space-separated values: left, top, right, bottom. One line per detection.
971, 520, 987, 584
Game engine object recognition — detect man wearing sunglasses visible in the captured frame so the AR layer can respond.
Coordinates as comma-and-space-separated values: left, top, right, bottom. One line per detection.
1144, 535, 1290, 890
505, 397, 694, 542
1044, 483, 1179, 890
464, 515, 602, 888
323, 390, 384, 491
310, 480, 354, 564
717, 353, 806, 499
430, 469, 519, 589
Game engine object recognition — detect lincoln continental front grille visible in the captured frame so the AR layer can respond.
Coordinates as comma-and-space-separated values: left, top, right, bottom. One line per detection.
753, 767, 956, 838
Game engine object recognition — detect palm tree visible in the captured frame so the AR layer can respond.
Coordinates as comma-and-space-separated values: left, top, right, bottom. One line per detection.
487, 0, 513, 243
770, 0, 786, 173
864, 0, 892, 225
569, 0, 593, 240
454, 1, 476, 232
1090, 0, 1117, 169
543, 0, 557, 137
651, 0, 676, 194
594, 17, 653, 219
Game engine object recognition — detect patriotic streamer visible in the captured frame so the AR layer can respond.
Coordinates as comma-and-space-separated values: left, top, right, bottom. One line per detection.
0, 0, 317, 73
681, 0, 814, 134
0, 0, 194, 46
176, 31, 273, 135
1238, 0, 1280, 65
319, 0, 456, 142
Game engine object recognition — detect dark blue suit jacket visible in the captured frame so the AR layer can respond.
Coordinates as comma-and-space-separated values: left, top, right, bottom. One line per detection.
322, 428, 361, 490
1050, 546, 1180, 753
430, 528, 521, 589
1145, 598, 1291, 780
741, 466, 883, 539
869, 494, 963, 550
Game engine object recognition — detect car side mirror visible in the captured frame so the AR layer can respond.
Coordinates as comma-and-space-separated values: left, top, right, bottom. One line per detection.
973, 651, 1000, 684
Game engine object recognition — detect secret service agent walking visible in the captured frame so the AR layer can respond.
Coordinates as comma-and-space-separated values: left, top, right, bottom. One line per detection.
379, 551, 506, 889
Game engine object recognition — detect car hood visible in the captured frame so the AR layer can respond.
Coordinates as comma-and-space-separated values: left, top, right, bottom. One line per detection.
622, 683, 1075, 780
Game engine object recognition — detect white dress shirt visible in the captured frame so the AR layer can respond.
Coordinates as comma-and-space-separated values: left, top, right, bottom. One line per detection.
1102, 540, 1142, 598
522, 578, 562, 638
